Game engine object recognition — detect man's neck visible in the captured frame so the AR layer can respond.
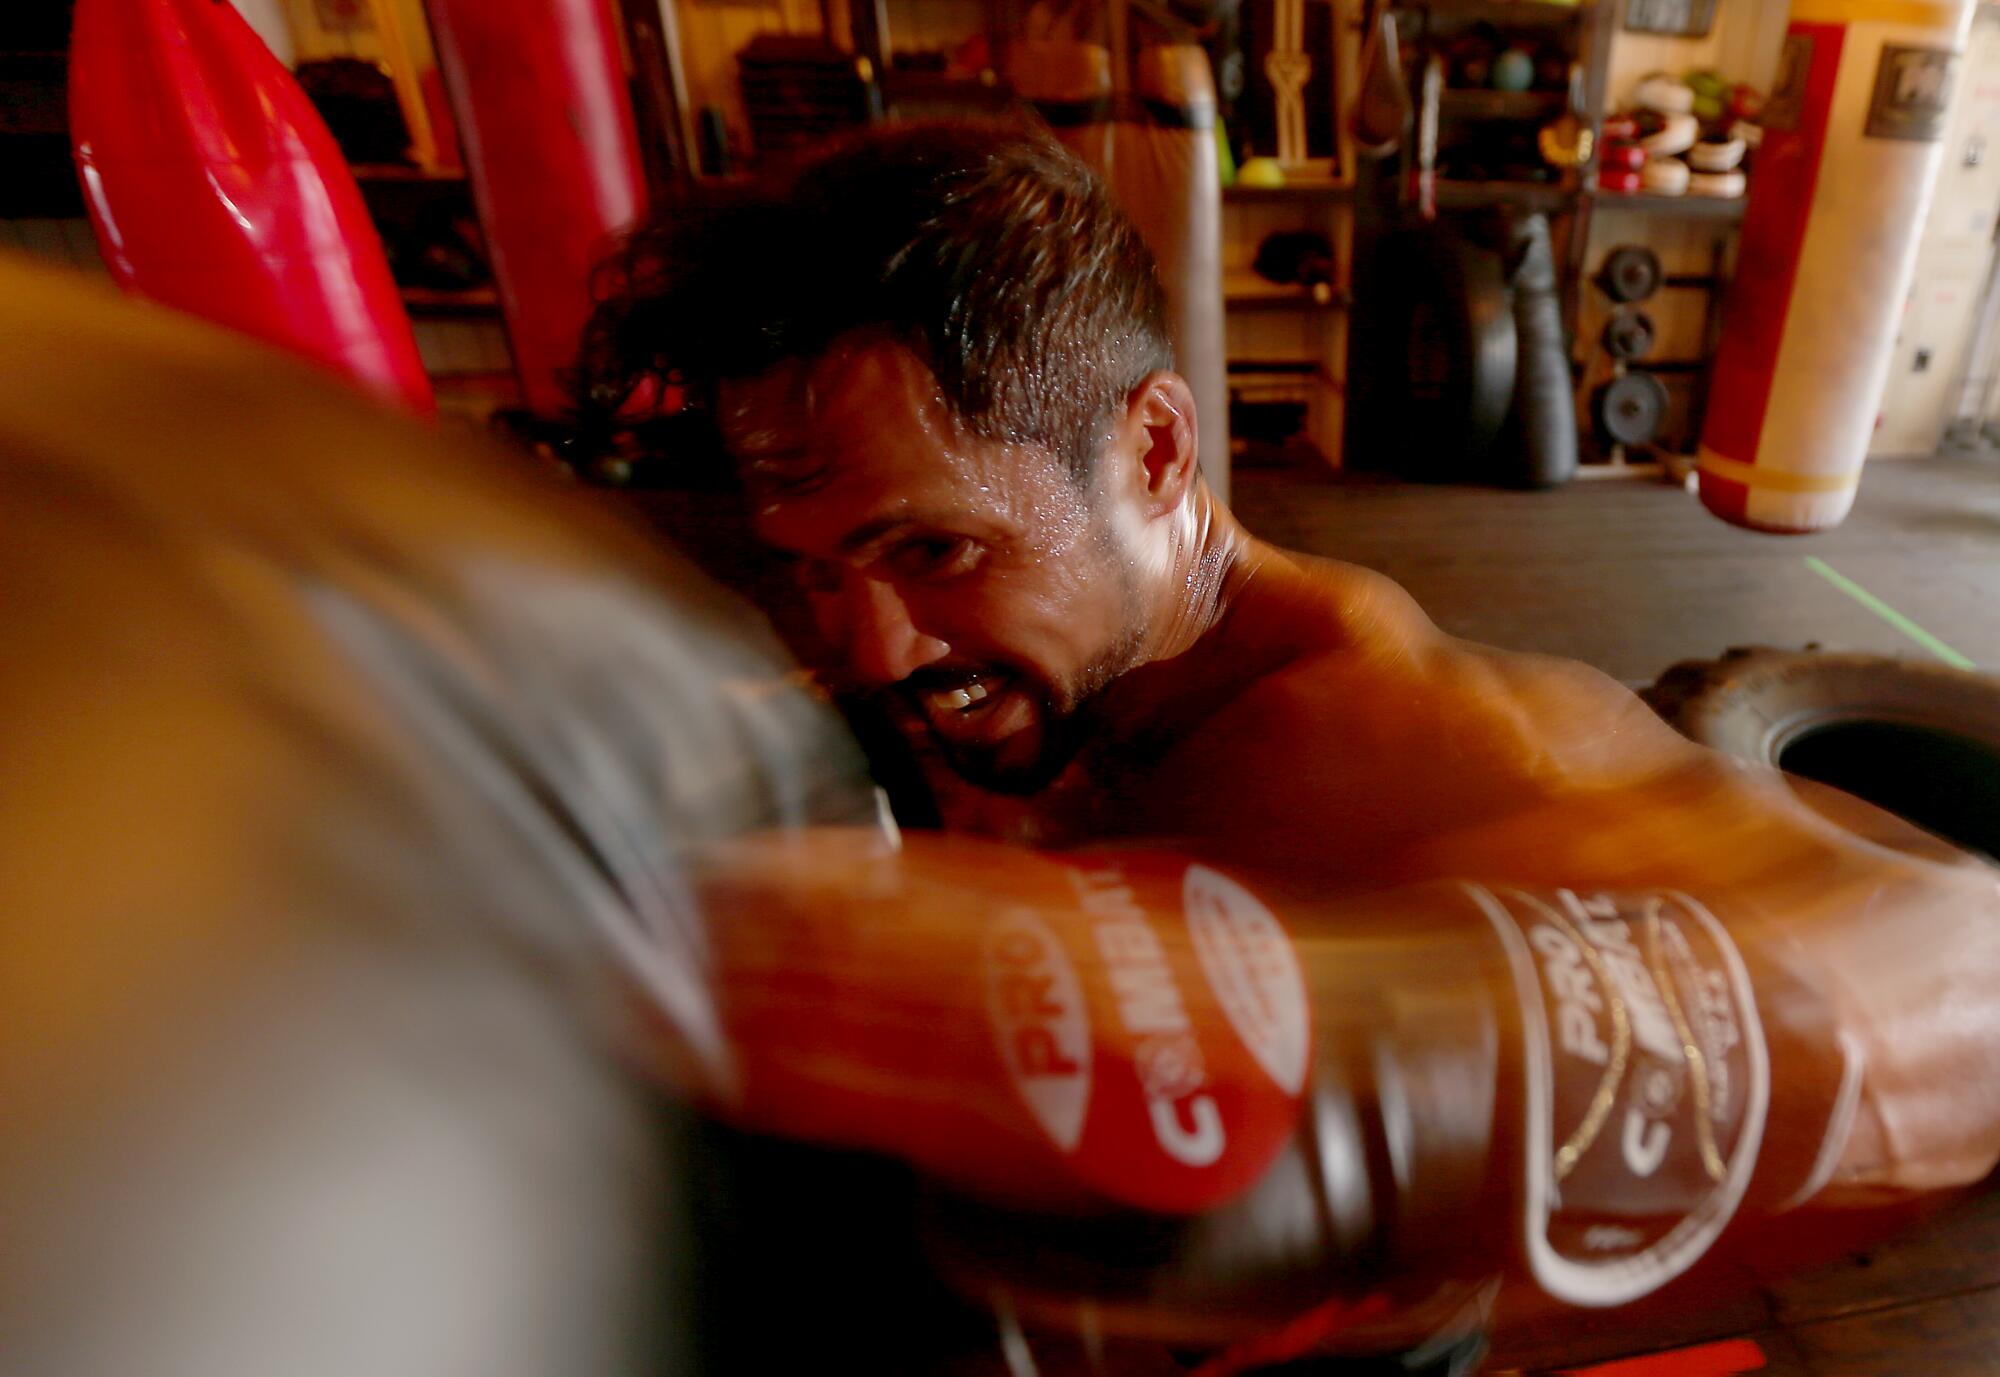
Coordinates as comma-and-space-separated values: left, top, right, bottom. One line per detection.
1076, 481, 1295, 764
1139, 478, 1267, 665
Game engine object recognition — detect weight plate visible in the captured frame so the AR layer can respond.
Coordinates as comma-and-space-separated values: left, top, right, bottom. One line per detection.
1602, 309, 1656, 362
1593, 371, 1670, 446
1688, 169, 1748, 199
1600, 139, 1646, 172
1635, 74, 1695, 115
1642, 156, 1691, 195
1688, 135, 1746, 173
1597, 167, 1644, 194
1639, 112, 1699, 158
1597, 244, 1662, 303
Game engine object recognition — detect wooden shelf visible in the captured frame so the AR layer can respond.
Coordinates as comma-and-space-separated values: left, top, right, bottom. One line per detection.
1224, 180, 1354, 204
1433, 180, 1575, 211
1439, 89, 1568, 120
1224, 271, 1349, 311
1392, 1, 1591, 26
1587, 189, 1747, 221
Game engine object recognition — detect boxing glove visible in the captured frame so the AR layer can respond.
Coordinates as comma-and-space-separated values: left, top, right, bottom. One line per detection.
681, 830, 1913, 1349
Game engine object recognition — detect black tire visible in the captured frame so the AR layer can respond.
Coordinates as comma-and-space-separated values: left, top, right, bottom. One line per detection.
1363, 225, 1518, 481
1645, 648, 2000, 860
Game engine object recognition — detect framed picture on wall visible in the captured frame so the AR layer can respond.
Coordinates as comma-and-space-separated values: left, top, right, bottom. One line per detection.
1624, 0, 1718, 38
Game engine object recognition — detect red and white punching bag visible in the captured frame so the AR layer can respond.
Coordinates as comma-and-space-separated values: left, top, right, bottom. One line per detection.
70, 0, 434, 414
1699, 0, 1974, 532
424, 0, 646, 419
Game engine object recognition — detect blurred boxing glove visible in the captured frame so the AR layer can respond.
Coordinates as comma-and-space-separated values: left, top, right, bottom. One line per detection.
0, 254, 884, 1377
683, 829, 1997, 1352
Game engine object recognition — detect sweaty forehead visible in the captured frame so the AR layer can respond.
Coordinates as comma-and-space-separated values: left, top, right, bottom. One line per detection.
715, 334, 1089, 558
717, 336, 958, 489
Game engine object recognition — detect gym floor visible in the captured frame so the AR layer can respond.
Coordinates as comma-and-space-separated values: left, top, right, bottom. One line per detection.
1233, 454, 2000, 684
1236, 454, 2000, 1374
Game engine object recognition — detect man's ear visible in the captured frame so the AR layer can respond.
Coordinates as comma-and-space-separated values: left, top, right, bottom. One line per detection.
1118, 371, 1199, 515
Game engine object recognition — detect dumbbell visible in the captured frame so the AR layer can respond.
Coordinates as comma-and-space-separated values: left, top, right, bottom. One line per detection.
1643, 156, 1691, 196
1601, 140, 1646, 172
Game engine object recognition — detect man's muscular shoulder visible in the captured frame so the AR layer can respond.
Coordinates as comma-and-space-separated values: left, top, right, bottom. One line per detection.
1244, 550, 1690, 784
1121, 552, 1713, 876
1240, 551, 1433, 661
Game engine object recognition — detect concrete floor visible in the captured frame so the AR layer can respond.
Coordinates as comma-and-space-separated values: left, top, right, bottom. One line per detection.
1235, 455, 2000, 1374
1231, 454, 2000, 685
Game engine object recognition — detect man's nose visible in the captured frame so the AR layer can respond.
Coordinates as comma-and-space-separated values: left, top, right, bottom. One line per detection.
819, 573, 950, 686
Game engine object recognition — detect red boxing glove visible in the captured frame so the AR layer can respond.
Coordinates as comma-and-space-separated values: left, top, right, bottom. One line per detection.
686, 831, 1919, 1346
693, 835, 1310, 1215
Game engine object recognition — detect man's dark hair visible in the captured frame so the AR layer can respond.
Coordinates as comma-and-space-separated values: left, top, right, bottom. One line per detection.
571, 119, 1174, 481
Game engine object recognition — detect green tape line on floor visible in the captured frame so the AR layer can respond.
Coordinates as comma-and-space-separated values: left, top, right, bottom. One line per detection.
1803, 556, 1977, 670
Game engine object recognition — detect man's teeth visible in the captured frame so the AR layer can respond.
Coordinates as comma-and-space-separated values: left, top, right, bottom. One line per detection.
932, 682, 991, 712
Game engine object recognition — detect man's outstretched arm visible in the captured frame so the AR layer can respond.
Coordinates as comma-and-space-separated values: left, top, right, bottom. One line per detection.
672, 824, 2000, 1337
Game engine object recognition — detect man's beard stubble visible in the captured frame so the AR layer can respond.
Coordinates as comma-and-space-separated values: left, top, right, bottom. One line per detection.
914, 583, 1148, 798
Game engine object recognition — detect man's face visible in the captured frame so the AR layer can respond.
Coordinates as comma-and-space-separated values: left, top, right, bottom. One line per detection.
718, 336, 1146, 793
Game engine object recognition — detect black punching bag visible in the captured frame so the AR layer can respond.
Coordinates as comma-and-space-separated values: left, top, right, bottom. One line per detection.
1498, 212, 1576, 488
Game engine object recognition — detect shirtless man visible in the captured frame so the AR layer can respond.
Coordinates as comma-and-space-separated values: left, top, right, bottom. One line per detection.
583, 124, 1963, 884
579, 121, 2000, 1213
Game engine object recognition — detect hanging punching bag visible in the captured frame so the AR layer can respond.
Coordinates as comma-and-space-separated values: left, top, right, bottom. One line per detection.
69, 0, 433, 414
1116, 46, 1232, 506
1500, 212, 1578, 489
1009, 39, 1116, 171
425, 0, 647, 420
1697, 0, 1974, 532
1007, 41, 1231, 503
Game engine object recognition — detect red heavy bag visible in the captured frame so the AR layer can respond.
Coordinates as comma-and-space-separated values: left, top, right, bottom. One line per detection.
425, 0, 646, 419
69, 0, 433, 414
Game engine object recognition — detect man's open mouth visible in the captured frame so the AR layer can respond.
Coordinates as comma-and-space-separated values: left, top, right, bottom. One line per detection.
905, 671, 1033, 751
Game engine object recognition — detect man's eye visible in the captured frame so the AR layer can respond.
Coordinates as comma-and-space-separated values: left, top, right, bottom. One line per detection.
785, 555, 843, 594
885, 537, 982, 582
